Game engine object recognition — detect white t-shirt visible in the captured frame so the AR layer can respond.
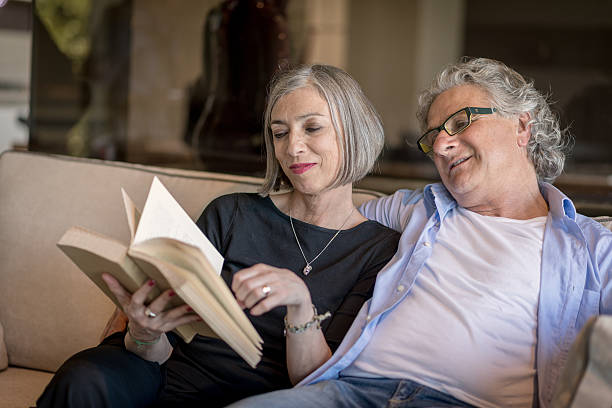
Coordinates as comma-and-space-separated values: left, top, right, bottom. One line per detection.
342, 207, 547, 408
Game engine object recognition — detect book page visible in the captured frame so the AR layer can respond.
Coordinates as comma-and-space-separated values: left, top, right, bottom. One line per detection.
121, 188, 140, 244
57, 226, 158, 306
133, 177, 224, 275
130, 237, 262, 347
129, 249, 262, 367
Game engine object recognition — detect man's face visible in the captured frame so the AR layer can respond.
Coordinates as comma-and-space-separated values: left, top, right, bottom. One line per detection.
427, 84, 532, 206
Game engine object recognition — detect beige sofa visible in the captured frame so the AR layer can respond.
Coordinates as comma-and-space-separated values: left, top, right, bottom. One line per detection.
0, 150, 610, 407
0, 150, 383, 407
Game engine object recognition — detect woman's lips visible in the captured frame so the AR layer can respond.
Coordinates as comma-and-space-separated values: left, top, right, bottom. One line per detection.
289, 163, 316, 174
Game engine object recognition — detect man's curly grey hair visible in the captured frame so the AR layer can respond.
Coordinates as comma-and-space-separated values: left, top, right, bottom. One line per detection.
416, 57, 572, 183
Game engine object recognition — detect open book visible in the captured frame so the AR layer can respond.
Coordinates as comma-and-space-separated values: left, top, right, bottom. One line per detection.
57, 177, 263, 367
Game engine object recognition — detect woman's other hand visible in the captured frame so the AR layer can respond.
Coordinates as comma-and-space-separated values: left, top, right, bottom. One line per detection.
232, 263, 331, 384
101, 273, 200, 343
231, 264, 312, 317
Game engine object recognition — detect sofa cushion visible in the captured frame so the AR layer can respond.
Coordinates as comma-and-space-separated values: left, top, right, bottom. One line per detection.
0, 322, 7, 371
0, 367, 53, 408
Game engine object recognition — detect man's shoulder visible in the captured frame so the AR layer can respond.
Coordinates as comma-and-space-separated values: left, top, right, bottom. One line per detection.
362, 188, 428, 217
570, 215, 612, 269
591, 216, 612, 233
541, 183, 611, 238
392, 188, 426, 204
575, 214, 612, 237
386, 182, 445, 205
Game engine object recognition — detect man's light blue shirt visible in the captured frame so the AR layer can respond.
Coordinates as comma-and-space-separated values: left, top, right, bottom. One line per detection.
299, 182, 612, 408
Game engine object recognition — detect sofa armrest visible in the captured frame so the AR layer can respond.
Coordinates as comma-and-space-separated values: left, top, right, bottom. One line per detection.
551, 315, 612, 407
99, 307, 129, 343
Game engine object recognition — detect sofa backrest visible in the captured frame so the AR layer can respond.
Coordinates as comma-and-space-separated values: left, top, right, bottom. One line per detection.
0, 151, 383, 372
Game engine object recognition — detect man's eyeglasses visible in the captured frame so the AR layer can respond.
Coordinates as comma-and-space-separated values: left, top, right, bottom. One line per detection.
416, 107, 497, 154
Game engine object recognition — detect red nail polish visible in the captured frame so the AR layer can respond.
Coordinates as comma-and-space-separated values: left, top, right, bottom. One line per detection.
187, 306, 193, 312
148, 280, 155, 287
168, 290, 176, 297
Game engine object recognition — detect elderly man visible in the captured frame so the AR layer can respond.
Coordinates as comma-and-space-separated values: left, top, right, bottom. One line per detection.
230, 57, 612, 408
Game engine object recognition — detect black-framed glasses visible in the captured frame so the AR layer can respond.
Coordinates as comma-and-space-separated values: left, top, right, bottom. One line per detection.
417, 106, 497, 154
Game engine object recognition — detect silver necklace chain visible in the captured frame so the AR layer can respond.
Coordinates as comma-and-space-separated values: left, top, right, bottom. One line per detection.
289, 207, 355, 276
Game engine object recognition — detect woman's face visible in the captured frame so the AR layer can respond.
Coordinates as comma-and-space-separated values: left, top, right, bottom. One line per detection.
270, 86, 342, 196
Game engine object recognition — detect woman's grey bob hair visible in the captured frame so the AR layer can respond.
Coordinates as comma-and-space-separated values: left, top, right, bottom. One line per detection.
259, 64, 385, 195
416, 57, 572, 183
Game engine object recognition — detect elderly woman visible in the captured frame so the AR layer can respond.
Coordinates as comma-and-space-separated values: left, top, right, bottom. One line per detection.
37, 64, 400, 408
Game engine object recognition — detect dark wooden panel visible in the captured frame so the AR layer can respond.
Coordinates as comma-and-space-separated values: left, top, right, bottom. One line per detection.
465, 25, 612, 69
0, 1, 31, 31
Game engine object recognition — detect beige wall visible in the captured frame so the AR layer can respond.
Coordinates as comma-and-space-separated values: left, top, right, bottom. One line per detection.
300, 0, 349, 68
0, 29, 30, 152
413, 0, 465, 133
346, 0, 418, 149
128, 0, 216, 158
346, 0, 465, 148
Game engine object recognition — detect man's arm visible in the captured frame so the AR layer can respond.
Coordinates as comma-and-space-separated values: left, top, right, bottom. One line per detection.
358, 189, 422, 232
596, 229, 612, 315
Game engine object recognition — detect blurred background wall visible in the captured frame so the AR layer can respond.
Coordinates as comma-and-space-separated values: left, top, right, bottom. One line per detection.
1, 0, 611, 213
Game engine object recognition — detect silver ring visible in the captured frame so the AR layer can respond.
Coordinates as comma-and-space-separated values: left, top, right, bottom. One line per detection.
144, 308, 157, 318
261, 285, 271, 297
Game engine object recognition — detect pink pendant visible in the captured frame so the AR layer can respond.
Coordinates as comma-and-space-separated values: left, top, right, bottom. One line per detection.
303, 264, 312, 275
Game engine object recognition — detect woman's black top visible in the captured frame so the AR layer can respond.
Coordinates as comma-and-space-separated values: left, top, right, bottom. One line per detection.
160, 193, 400, 405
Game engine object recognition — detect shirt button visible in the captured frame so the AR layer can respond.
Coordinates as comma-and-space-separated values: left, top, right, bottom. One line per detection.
366, 315, 372, 321
397, 284, 405, 292
423, 241, 431, 247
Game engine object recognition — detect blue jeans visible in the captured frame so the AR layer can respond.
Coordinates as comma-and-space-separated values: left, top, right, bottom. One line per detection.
227, 376, 474, 408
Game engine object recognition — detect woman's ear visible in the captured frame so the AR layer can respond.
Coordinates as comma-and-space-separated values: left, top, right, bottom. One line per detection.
516, 112, 531, 147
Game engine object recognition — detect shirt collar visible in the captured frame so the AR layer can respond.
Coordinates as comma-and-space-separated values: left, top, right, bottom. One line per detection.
423, 183, 457, 221
422, 181, 577, 221
539, 182, 576, 221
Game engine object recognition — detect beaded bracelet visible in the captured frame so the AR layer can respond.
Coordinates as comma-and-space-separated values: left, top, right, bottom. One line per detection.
127, 327, 161, 346
284, 305, 331, 336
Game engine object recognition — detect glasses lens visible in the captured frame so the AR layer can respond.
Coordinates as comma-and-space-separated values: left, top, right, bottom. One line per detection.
445, 109, 470, 135
419, 130, 437, 153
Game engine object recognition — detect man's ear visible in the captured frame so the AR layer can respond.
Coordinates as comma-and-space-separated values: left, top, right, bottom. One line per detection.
516, 112, 531, 147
